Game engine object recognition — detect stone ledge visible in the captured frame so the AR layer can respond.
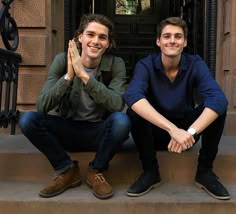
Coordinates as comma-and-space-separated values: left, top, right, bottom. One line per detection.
0, 181, 235, 214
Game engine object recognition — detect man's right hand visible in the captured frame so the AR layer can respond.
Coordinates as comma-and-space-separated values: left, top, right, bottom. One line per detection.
68, 40, 89, 84
168, 138, 193, 153
66, 46, 75, 80
168, 127, 195, 151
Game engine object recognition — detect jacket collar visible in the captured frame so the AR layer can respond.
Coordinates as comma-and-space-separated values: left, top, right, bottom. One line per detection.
99, 54, 113, 71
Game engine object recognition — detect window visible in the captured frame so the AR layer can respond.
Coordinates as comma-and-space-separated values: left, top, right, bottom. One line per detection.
115, 0, 151, 15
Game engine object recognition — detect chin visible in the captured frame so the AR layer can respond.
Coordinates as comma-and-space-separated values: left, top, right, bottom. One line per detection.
88, 52, 100, 58
164, 51, 182, 57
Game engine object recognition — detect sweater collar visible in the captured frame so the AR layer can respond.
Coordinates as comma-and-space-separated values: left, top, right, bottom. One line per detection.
154, 52, 188, 72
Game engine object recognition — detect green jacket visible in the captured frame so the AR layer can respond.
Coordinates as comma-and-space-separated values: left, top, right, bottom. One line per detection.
36, 52, 127, 118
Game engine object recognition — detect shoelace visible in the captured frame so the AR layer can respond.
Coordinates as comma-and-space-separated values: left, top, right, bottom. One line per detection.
94, 173, 106, 184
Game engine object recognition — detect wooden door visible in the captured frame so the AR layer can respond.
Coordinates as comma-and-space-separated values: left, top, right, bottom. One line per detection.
105, 0, 163, 80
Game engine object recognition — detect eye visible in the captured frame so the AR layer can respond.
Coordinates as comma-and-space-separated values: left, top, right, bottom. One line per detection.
87, 33, 93, 37
162, 34, 170, 39
99, 35, 108, 41
175, 34, 183, 39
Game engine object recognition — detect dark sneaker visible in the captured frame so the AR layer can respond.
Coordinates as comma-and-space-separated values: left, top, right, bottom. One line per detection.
86, 168, 113, 199
127, 169, 162, 197
39, 161, 82, 198
195, 170, 230, 200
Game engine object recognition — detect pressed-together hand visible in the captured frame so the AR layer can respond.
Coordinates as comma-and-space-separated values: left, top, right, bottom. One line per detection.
66, 49, 75, 80
168, 127, 195, 153
68, 40, 89, 83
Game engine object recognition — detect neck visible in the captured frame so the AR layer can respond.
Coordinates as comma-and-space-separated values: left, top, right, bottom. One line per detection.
161, 54, 181, 73
81, 54, 101, 69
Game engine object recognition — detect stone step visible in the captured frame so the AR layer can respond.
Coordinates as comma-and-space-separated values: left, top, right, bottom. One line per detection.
0, 134, 236, 185
0, 133, 236, 213
0, 181, 235, 214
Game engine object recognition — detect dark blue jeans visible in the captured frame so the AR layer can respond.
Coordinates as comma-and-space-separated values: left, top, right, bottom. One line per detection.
127, 104, 226, 172
19, 111, 130, 172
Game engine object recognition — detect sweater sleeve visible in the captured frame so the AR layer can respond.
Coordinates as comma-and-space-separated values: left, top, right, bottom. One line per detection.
123, 60, 150, 107
194, 57, 228, 115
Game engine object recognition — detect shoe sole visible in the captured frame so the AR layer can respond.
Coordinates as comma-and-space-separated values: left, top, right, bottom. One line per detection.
39, 178, 82, 198
126, 181, 162, 197
86, 180, 113, 200
195, 181, 231, 200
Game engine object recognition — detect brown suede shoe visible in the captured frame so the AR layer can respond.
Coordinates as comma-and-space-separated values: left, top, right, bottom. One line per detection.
39, 161, 82, 198
86, 168, 113, 199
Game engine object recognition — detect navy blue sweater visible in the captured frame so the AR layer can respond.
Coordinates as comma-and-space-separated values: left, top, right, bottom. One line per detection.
124, 52, 228, 119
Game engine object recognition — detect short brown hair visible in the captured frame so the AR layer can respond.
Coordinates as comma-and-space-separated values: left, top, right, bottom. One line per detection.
156, 17, 188, 38
74, 14, 116, 52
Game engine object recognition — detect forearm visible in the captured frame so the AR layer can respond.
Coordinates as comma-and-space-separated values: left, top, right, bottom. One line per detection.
84, 76, 125, 112
189, 107, 219, 134
131, 98, 177, 132
37, 53, 70, 113
131, 98, 195, 150
36, 76, 69, 113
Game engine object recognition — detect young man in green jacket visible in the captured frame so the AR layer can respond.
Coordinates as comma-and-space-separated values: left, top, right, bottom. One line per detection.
20, 14, 130, 200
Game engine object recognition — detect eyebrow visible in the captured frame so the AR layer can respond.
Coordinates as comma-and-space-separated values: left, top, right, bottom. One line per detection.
85, 30, 108, 38
162, 32, 183, 36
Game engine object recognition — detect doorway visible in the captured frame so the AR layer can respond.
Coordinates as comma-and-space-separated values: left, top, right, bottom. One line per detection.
105, 0, 163, 79
64, 0, 206, 80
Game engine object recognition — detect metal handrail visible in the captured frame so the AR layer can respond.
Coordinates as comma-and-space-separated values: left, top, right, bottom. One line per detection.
0, 0, 21, 134
0, 0, 19, 51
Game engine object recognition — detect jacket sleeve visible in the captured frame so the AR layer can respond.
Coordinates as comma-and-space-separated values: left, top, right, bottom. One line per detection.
36, 52, 70, 113
83, 56, 126, 112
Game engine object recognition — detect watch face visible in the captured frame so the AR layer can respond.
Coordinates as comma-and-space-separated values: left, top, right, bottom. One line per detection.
188, 128, 196, 135
64, 74, 71, 82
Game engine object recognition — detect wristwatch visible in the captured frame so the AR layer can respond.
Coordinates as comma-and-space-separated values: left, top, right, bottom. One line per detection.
187, 127, 198, 138
64, 74, 72, 83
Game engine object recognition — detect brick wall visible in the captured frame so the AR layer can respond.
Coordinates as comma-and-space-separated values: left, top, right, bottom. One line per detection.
216, 0, 236, 135
0, 0, 64, 109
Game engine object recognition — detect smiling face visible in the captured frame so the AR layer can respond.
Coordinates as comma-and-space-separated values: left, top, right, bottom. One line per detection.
156, 24, 187, 58
78, 21, 110, 63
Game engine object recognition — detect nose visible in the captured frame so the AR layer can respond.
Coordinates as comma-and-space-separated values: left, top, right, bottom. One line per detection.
92, 36, 99, 44
170, 35, 175, 43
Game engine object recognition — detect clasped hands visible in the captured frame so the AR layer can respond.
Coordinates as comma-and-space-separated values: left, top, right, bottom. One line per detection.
66, 40, 88, 82
168, 128, 195, 154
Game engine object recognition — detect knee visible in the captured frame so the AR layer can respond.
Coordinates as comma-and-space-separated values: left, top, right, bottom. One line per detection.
213, 111, 227, 126
127, 107, 142, 123
220, 111, 227, 121
110, 112, 131, 134
19, 111, 40, 132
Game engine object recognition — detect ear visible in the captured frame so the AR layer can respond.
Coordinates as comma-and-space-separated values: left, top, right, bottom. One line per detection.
107, 42, 112, 50
78, 33, 83, 43
184, 39, 187, 47
106, 41, 110, 49
156, 38, 160, 47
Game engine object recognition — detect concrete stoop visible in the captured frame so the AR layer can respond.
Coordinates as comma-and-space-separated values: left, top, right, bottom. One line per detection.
0, 133, 236, 213
0, 181, 236, 214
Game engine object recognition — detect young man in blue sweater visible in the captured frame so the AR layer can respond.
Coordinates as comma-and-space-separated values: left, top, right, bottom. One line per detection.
124, 17, 230, 200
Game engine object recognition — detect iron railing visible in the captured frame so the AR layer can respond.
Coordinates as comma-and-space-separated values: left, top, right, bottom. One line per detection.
0, 0, 21, 134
